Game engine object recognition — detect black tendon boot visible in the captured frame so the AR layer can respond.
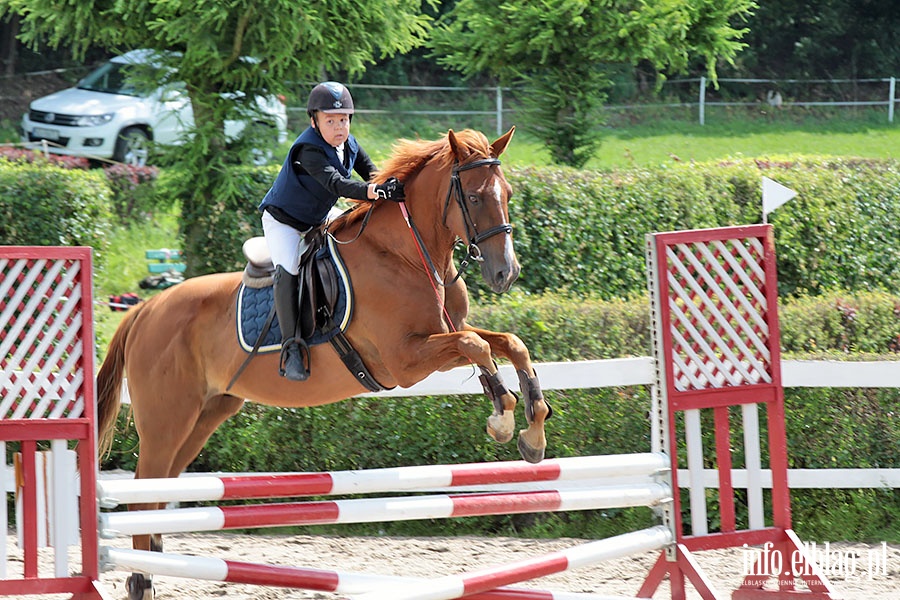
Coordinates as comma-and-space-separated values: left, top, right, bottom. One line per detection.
273, 265, 309, 381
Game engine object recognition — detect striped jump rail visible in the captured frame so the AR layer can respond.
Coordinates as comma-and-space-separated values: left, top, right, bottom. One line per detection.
99, 483, 672, 538
355, 526, 673, 600
97, 453, 669, 507
101, 525, 672, 600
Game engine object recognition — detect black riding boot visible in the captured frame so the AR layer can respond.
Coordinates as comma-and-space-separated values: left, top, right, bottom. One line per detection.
273, 265, 308, 381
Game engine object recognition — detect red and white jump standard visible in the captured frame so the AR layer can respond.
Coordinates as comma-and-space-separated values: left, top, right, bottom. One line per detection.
0, 247, 106, 599
640, 225, 838, 599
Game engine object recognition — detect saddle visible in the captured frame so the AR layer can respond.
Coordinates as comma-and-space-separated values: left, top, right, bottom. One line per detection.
233, 232, 389, 393
242, 230, 341, 343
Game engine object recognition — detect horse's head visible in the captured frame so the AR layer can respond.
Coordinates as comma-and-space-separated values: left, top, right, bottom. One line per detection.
362, 126, 520, 293
444, 126, 519, 293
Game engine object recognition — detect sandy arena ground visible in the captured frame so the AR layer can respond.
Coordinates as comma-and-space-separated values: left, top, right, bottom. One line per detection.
7, 531, 900, 599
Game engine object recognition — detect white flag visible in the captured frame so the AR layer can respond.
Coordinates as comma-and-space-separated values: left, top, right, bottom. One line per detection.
762, 176, 797, 218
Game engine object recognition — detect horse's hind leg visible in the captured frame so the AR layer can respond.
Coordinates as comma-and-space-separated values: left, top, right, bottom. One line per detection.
125, 393, 245, 600
125, 452, 175, 600
168, 394, 245, 475
125, 404, 188, 600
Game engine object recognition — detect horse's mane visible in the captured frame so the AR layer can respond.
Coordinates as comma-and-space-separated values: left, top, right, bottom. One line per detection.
334, 129, 492, 228
373, 129, 492, 185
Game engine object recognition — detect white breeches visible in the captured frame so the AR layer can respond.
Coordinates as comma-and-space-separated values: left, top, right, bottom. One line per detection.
262, 211, 309, 275
261, 206, 344, 275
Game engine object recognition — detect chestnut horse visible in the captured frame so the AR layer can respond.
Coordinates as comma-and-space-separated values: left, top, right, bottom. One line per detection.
95, 127, 551, 599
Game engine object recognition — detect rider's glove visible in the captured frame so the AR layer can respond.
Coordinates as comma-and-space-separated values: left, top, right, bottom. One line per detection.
374, 177, 405, 202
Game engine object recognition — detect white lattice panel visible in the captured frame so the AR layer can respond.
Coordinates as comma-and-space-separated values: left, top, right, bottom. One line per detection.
0, 257, 87, 419
664, 236, 772, 391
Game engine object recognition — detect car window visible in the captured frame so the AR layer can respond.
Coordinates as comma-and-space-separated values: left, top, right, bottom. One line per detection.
77, 61, 165, 97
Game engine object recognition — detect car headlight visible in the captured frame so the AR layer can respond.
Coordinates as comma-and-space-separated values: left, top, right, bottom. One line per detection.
73, 113, 115, 127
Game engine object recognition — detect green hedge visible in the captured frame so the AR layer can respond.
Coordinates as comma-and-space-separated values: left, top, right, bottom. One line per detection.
162, 156, 900, 301
469, 289, 900, 361
505, 156, 900, 299
6, 155, 898, 302
103, 164, 161, 223
779, 290, 900, 354
0, 161, 113, 260
102, 290, 900, 541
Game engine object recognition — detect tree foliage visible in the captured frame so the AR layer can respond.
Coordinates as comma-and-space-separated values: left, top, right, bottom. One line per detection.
429, 0, 755, 167
733, 0, 900, 79
5, 0, 432, 96
0, 0, 432, 273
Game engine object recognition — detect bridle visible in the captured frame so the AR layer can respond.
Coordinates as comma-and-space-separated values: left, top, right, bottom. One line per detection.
443, 157, 512, 261
401, 157, 512, 287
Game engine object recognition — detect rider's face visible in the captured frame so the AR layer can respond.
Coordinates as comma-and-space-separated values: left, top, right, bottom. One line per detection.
312, 112, 352, 147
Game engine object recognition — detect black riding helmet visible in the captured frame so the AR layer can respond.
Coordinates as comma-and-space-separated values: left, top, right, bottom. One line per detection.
307, 82, 355, 118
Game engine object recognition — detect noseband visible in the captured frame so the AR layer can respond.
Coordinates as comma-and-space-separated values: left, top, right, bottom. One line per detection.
400, 157, 512, 287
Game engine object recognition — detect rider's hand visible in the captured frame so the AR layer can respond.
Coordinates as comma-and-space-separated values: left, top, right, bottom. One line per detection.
374, 177, 405, 202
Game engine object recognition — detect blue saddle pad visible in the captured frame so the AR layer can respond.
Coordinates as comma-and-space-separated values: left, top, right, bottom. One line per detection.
236, 236, 352, 354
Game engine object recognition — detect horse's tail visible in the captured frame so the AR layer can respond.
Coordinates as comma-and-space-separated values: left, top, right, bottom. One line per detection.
96, 302, 145, 458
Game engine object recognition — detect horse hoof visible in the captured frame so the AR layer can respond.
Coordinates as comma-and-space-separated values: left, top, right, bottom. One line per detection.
126, 573, 154, 600
517, 431, 545, 464
486, 411, 515, 444
486, 421, 514, 444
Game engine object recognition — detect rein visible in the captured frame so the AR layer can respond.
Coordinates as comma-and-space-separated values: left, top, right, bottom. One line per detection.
327, 200, 376, 246
401, 157, 510, 288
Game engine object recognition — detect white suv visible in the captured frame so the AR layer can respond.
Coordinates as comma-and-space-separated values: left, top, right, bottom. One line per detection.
21, 49, 288, 166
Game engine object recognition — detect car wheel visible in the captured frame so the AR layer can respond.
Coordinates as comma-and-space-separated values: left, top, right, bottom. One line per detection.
113, 127, 151, 167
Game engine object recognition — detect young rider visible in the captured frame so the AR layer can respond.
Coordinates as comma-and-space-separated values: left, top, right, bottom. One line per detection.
259, 81, 404, 380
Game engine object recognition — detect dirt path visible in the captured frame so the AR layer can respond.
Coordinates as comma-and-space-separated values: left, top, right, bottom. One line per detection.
7, 532, 900, 599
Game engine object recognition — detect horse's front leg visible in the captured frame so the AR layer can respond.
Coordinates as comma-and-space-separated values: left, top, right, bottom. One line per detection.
476, 362, 517, 445
464, 326, 551, 464
392, 330, 519, 452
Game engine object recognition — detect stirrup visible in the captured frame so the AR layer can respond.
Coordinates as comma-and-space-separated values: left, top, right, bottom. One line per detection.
279, 338, 310, 381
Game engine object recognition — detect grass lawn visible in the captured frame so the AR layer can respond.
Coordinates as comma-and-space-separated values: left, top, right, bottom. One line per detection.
93, 207, 183, 351
351, 107, 900, 169
586, 121, 900, 170
490, 111, 900, 170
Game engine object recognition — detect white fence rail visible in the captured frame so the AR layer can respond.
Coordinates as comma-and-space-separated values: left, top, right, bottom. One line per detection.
362, 357, 900, 397
116, 358, 900, 489
285, 77, 900, 133
7, 68, 899, 137
694, 76, 900, 125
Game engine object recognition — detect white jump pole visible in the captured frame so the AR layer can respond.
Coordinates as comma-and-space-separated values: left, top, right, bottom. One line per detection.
354, 526, 673, 600
100, 483, 671, 538
101, 546, 642, 600
97, 453, 669, 506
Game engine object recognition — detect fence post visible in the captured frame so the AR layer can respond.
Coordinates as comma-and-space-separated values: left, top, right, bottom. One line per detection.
496, 86, 503, 136
698, 76, 706, 125
889, 77, 896, 123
